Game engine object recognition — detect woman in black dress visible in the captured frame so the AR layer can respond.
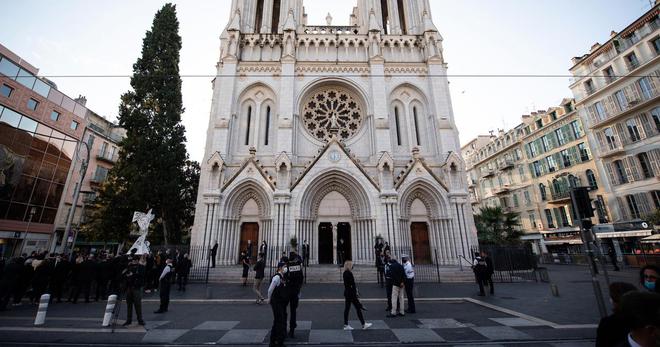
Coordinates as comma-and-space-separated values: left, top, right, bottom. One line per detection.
342, 260, 372, 330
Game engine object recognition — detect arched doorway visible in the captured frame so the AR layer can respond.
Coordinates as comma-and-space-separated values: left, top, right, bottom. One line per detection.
317, 191, 352, 265
409, 199, 431, 264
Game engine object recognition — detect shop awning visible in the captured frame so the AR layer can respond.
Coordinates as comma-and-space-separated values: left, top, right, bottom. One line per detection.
595, 230, 653, 239
543, 238, 583, 245
640, 234, 660, 244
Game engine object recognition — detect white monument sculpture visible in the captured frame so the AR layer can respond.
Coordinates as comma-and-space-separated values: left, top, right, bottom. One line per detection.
129, 209, 155, 255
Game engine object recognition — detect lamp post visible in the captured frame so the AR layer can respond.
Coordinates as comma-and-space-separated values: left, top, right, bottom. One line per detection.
59, 138, 93, 257
15, 206, 37, 256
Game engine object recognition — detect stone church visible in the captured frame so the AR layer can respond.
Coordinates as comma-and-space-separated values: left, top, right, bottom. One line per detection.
192, 0, 477, 267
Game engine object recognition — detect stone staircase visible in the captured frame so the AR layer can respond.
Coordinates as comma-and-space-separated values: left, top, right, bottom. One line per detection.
204, 264, 475, 283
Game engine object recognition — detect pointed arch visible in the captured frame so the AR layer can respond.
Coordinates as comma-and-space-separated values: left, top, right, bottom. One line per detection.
299, 170, 373, 219
223, 179, 272, 218
399, 178, 449, 219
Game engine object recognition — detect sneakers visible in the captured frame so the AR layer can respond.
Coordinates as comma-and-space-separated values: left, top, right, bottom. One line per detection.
362, 322, 373, 330
343, 325, 354, 330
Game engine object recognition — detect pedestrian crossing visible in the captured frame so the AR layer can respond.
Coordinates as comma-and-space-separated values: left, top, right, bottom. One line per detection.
138, 317, 595, 344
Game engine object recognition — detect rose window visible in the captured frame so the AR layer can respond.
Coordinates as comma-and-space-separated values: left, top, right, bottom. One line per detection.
301, 88, 363, 142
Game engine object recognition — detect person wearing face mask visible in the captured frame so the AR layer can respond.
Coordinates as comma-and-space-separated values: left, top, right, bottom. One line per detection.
618, 291, 660, 347
596, 282, 638, 347
640, 265, 660, 293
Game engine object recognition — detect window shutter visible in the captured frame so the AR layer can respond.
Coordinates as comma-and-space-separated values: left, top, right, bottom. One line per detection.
605, 162, 618, 185
616, 197, 630, 220
647, 149, 660, 176
626, 156, 642, 181
587, 105, 598, 125
622, 157, 635, 182
636, 193, 652, 215
638, 114, 653, 139
614, 123, 628, 146
595, 131, 606, 151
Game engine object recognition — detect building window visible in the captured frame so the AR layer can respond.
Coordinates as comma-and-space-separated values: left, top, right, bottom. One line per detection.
586, 169, 598, 189
397, 0, 407, 34
550, 112, 557, 121
638, 152, 654, 179
93, 166, 109, 182
651, 107, 660, 132
380, 0, 390, 35
614, 90, 628, 111
614, 160, 629, 184
245, 106, 252, 146
528, 212, 537, 229
571, 120, 583, 138
394, 107, 402, 146
652, 190, 660, 209
0, 84, 13, 98
539, 183, 547, 201
254, 0, 264, 32
541, 136, 551, 151
604, 66, 615, 83
524, 190, 531, 204
536, 119, 543, 129
604, 127, 618, 150
626, 195, 641, 219
412, 107, 421, 146
70, 120, 79, 130
50, 111, 60, 121
27, 98, 38, 111
594, 101, 607, 120
639, 77, 654, 100
555, 129, 566, 146
546, 155, 557, 172
544, 209, 555, 228
584, 79, 595, 95
577, 143, 590, 161
518, 165, 525, 180
533, 161, 542, 177
626, 52, 640, 70
560, 149, 571, 167
626, 118, 641, 142
513, 194, 519, 208
264, 106, 270, 146
271, 0, 281, 33
557, 207, 571, 227
653, 36, 660, 55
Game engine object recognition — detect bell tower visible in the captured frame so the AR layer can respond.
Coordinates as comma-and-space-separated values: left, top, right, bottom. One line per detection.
228, 0, 304, 34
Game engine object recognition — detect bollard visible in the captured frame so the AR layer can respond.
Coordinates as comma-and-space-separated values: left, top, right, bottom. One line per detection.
34, 294, 50, 326
102, 295, 118, 327
550, 283, 560, 297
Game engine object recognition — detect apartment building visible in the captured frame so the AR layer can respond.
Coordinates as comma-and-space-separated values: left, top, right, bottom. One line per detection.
462, 99, 608, 254
0, 44, 86, 257
53, 107, 125, 251
569, 4, 660, 224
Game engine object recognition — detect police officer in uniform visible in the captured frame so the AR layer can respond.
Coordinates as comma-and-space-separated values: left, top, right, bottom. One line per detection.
286, 250, 304, 338
268, 262, 288, 347
383, 254, 394, 312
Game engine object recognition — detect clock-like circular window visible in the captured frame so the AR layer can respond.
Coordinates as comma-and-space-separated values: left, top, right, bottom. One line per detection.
301, 88, 363, 142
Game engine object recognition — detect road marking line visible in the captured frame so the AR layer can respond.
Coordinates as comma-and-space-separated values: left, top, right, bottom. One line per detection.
0, 327, 144, 333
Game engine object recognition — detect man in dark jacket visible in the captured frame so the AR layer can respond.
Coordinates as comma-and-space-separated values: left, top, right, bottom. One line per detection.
386, 257, 405, 317
210, 242, 218, 268
122, 256, 145, 326
286, 251, 304, 338
50, 254, 70, 303
177, 254, 192, 291
0, 258, 23, 310
95, 254, 111, 301
481, 251, 494, 295
253, 253, 266, 304
383, 254, 393, 312
268, 262, 288, 347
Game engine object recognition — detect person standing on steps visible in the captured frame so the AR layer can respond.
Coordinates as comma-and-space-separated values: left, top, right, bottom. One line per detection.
240, 251, 250, 286
402, 255, 415, 314
302, 240, 310, 267
210, 242, 218, 268
155, 258, 173, 313
286, 250, 304, 338
259, 241, 268, 262
253, 253, 266, 304
122, 256, 145, 326
247, 240, 254, 263
481, 251, 495, 295
268, 262, 288, 347
387, 256, 405, 318
342, 260, 372, 330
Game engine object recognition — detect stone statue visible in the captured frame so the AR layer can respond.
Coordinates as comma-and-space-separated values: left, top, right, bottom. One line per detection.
129, 209, 155, 255
326, 13, 333, 26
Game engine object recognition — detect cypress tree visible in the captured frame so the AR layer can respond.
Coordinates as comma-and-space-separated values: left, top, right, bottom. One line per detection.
102, 3, 188, 245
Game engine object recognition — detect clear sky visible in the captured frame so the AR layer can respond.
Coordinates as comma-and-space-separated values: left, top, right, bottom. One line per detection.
0, 0, 653, 162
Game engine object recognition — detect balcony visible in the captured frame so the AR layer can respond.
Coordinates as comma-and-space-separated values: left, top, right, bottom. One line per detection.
303, 25, 359, 35
493, 186, 511, 195
499, 160, 515, 171
482, 170, 495, 178
96, 151, 118, 164
548, 190, 572, 204
89, 174, 107, 185
588, 75, 659, 127
599, 143, 626, 158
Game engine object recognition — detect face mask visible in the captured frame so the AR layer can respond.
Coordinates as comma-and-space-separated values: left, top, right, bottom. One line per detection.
283, 267, 288, 274
644, 281, 656, 291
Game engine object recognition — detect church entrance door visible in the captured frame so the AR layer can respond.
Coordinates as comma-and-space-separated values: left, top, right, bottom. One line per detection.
318, 223, 333, 264
337, 222, 352, 263
410, 222, 431, 264
239, 222, 259, 262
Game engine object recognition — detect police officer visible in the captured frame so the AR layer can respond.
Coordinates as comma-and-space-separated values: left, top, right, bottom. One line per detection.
122, 256, 145, 326
383, 254, 394, 312
286, 250, 304, 338
472, 252, 488, 296
268, 262, 288, 347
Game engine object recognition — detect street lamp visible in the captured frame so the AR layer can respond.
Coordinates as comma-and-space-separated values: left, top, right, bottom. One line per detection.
59, 137, 93, 256
16, 206, 37, 256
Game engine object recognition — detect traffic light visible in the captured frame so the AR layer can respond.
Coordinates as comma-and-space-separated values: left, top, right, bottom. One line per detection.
571, 187, 594, 218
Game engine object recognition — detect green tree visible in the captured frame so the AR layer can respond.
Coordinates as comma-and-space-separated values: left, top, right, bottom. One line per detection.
474, 206, 523, 245
646, 209, 660, 228
87, 4, 189, 245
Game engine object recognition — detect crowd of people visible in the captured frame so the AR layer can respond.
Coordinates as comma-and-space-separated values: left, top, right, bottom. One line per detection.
0, 248, 192, 314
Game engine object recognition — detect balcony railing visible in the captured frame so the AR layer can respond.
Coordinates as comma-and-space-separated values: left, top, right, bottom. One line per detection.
587, 73, 660, 126
303, 26, 359, 35
482, 170, 495, 178
499, 160, 515, 171
96, 151, 118, 163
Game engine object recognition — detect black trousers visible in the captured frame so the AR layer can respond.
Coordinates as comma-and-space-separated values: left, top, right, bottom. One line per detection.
485, 274, 494, 294
159, 282, 171, 311
385, 280, 393, 309
51, 280, 64, 302
177, 274, 188, 290
270, 301, 287, 346
344, 297, 365, 325
95, 280, 108, 301
211, 254, 216, 268
404, 278, 415, 312
288, 290, 300, 334
125, 288, 143, 323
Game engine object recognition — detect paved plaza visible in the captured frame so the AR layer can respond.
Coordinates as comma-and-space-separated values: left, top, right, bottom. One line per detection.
0, 265, 639, 346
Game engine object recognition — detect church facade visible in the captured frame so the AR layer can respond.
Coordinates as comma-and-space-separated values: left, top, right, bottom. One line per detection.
192, 0, 477, 266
